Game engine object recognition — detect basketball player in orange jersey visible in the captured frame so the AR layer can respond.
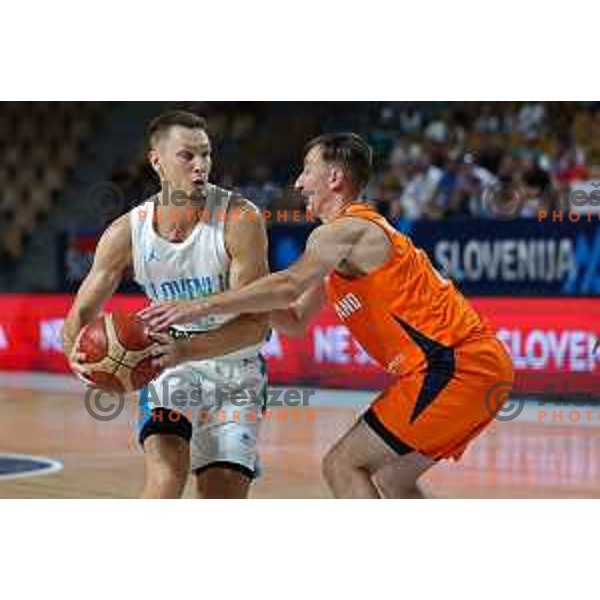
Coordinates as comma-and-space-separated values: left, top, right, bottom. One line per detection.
63, 111, 270, 499
140, 132, 514, 499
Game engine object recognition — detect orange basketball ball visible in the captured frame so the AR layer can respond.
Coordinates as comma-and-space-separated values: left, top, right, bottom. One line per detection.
75, 310, 160, 392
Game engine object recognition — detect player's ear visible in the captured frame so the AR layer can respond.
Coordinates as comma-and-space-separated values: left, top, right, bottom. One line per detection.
329, 166, 345, 192
148, 149, 161, 175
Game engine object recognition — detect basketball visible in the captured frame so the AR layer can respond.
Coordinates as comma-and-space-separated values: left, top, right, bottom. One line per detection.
75, 310, 160, 392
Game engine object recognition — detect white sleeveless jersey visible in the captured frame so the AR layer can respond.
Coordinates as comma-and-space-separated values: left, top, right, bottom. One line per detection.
129, 184, 262, 360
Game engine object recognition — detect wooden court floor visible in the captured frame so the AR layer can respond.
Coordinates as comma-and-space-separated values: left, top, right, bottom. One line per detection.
1, 381, 600, 498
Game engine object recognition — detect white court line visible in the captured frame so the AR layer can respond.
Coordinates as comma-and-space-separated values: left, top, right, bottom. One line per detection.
0, 453, 64, 481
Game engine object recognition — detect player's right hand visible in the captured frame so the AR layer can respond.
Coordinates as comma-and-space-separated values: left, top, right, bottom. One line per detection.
67, 344, 94, 386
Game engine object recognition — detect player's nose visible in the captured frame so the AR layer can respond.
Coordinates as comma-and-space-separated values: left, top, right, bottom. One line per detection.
192, 163, 207, 178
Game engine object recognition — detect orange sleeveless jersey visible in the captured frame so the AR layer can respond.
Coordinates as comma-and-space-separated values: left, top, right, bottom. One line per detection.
326, 203, 491, 377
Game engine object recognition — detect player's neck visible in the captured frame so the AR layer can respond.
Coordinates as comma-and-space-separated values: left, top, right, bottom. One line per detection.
153, 189, 208, 242
152, 211, 198, 243
320, 195, 359, 224
154, 190, 208, 229
156, 190, 208, 211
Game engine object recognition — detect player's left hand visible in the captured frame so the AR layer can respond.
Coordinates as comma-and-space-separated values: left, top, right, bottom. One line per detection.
148, 332, 189, 370
138, 300, 205, 332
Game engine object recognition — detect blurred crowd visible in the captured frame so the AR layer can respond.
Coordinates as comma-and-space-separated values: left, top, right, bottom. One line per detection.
111, 102, 600, 223
365, 102, 600, 222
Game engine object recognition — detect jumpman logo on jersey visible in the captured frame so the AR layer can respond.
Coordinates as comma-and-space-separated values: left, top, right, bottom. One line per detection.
145, 248, 161, 263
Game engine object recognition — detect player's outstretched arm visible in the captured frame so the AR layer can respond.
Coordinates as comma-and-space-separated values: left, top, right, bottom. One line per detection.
139, 220, 361, 332
62, 215, 131, 368
171, 199, 271, 362
270, 281, 327, 337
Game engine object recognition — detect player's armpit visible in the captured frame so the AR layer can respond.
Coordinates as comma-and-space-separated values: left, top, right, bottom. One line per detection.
271, 281, 326, 337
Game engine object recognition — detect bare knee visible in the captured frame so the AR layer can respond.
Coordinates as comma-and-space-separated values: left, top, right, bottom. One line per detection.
322, 448, 368, 484
195, 464, 253, 499
322, 448, 340, 485
373, 457, 435, 499
376, 481, 424, 499
322, 450, 336, 484
144, 463, 188, 498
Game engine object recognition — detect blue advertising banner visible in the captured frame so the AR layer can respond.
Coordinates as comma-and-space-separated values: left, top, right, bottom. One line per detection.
267, 219, 600, 296
404, 219, 600, 296
59, 218, 600, 296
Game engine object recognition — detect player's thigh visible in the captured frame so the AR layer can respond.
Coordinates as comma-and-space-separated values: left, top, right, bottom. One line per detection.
137, 363, 198, 464
326, 415, 436, 495
191, 357, 265, 490
143, 429, 191, 477
191, 402, 262, 481
325, 416, 408, 474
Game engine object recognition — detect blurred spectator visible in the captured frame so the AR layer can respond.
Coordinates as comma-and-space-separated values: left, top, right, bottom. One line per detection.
424, 118, 448, 144
520, 156, 553, 217
517, 102, 546, 139
108, 101, 600, 224
399, 103, 424, 136
449, 154, 498, 218
477, 133, 506, 174
475, 104, 502, 135
399, 146, 444, 219
555, 145, 588, 184
368, 171, 403, 224
520, 155, 551, 189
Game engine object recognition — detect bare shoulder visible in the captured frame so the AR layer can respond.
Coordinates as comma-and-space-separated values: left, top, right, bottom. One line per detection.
225, 194, 263, 232
306, 217, 367, 249
96, 213, 131, 264
227, 193, 262, 221
224, 193, 267, 256
105, 212, 131, 236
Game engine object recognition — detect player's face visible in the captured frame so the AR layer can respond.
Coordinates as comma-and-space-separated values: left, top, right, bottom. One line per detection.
152, 126, 212, 198
294, 146, 335, 217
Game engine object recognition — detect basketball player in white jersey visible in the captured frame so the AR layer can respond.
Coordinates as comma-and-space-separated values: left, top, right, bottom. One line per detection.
62, 110, 270, 498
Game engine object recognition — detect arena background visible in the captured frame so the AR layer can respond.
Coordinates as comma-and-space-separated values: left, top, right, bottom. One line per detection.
0, 101, 598, 497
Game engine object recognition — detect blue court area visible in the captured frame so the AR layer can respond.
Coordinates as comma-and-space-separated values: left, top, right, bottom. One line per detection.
0, 454, 64, 480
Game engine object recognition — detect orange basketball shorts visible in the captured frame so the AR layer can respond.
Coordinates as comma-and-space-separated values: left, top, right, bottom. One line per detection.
364, 333, 514, 461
